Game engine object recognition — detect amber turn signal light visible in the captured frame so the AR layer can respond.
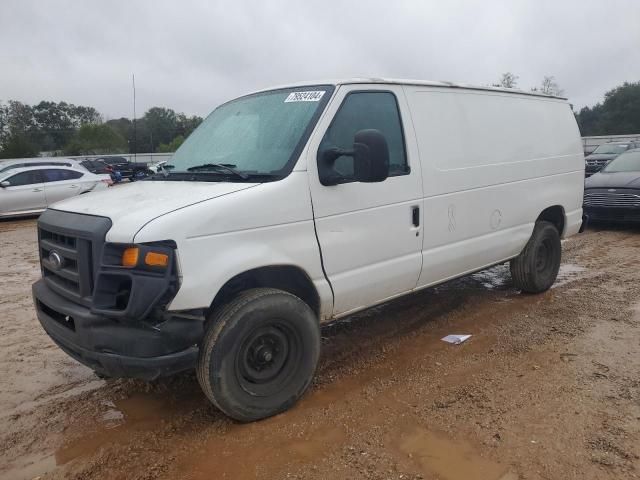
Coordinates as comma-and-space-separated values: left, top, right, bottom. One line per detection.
122, 247, 139, 267
144, 251, 169, 267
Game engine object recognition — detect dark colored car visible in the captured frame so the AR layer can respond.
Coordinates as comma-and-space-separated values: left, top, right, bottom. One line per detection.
583, 148, 640, 223
94, 156, 150, 181
584, 141, 640, 176
80, 159, 113, 175
94, 157, 135, 180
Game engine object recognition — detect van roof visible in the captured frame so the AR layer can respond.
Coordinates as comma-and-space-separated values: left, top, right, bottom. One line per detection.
251, 77, 568, 101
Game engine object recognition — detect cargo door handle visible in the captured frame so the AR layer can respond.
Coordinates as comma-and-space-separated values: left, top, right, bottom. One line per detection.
412, 206, 420, 227
32, 188, 43, 192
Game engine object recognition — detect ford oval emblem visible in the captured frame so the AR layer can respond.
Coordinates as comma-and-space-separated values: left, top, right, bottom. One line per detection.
608, 189, 616, 192
48, 251, 64, 270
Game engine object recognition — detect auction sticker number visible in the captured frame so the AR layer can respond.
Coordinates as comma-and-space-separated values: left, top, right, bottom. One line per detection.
284, 91, 325, 103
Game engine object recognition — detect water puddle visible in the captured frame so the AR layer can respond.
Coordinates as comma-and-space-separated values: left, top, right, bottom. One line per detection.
392, 426, 514, 480
180, 422, 346, 479
469, 264, 511, 290
434, 264, 512, 293
553, 264, 586, 288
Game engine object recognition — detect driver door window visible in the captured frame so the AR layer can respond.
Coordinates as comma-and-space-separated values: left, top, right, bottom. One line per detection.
6, 171, 43, 186
320, 91, 409, 179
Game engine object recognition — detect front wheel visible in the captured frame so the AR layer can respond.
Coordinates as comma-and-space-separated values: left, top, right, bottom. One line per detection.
510, 221, 561, 293
197, 288, 320, 422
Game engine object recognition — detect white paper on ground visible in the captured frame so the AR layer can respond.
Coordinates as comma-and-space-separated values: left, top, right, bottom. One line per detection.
441, 334, 472, 345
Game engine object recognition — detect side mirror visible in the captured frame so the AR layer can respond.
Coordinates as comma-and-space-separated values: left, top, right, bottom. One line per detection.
0, 181, 10, 188
352, 129, 390, 183
318, 129, 390, 186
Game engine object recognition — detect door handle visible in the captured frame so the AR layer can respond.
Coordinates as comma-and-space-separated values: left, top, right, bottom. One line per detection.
68, 185, 78, 188
412, 206, 420, 227
32, 188, 43, 192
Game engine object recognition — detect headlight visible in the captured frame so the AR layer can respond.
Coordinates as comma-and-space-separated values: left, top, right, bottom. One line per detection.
103, 242, 174, 271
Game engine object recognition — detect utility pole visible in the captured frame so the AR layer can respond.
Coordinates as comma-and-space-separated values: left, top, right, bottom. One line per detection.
132, 74, 137, 161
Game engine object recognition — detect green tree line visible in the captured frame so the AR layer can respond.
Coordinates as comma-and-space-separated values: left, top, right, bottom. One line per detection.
0, 100, 202, 159
575, 82, 640, 136
494, 74, 640, 136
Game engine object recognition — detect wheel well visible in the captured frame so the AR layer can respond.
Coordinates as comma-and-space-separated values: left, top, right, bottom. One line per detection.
537, 206, 565, 235
210, 266, 320, 318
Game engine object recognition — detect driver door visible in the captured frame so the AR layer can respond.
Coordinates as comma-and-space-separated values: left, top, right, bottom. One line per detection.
0, 170, 46, 214
307, 85, 424, 316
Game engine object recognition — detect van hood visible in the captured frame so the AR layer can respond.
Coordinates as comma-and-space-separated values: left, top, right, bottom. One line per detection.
50, 181, 258, 241
585, 171, 640, 189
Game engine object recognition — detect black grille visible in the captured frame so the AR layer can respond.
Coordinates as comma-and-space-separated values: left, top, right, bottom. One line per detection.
584, 192, 640, 208
586, 159, 610, 167
40, 227, 93, 299
37, 210, 112, 306
585, 207, 640, 223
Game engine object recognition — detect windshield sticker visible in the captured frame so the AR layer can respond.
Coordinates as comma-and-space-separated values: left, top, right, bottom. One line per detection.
284, 91, 325, 103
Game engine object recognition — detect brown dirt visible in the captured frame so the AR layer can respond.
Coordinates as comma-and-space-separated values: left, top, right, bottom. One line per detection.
1, 217, 639, 480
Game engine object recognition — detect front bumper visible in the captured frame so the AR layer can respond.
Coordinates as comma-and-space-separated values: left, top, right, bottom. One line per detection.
33, 279, 201, 379
584, 206, 640, 224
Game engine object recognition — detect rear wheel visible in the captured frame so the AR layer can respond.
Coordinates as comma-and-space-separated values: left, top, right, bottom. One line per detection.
197, 288, 320, 422
510, 221, 561, 293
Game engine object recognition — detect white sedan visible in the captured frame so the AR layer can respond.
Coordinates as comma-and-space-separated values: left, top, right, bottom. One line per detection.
0, 165, 111, 218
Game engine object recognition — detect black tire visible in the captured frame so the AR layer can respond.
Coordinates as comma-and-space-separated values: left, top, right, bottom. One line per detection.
510, 220, 561, 293
197, 288, 320, 422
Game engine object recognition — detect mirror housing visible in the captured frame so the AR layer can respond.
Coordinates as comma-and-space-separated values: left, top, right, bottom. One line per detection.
352, 129, 389, 183
318, 129, 389, 186
0, 181, 10, 188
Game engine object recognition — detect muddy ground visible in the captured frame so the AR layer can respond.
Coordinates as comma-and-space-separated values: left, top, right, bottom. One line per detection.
0, 217, 639, 480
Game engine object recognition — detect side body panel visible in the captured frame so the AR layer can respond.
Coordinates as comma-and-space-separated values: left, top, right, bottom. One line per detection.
44, 178, 82, 205
403, 86, 584, 288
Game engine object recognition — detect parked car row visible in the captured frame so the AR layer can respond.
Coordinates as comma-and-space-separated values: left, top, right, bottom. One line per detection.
0, 156, 174, 219
583, 148, 640, 224
584, 141, 640, 176
80, 157, 153, 182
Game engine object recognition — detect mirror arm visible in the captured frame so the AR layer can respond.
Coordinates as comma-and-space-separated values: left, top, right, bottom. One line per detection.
323, 147, 354, 163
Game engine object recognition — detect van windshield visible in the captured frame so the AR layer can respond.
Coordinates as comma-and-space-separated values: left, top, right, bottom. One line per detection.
169, 86, 333, 180
592, 144, 628, 155
602, 151, 640, 173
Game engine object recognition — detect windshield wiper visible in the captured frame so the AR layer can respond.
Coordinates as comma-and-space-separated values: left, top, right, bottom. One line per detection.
186, 163, 249, 179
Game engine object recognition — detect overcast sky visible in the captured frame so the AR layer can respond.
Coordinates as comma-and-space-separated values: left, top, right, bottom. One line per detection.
1, 0, 639, 119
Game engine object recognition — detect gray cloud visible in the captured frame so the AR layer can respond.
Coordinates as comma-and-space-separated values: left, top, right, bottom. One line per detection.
1, 0, 639, 118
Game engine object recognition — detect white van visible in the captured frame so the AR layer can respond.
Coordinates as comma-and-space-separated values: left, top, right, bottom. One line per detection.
32, 79, 585, 421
